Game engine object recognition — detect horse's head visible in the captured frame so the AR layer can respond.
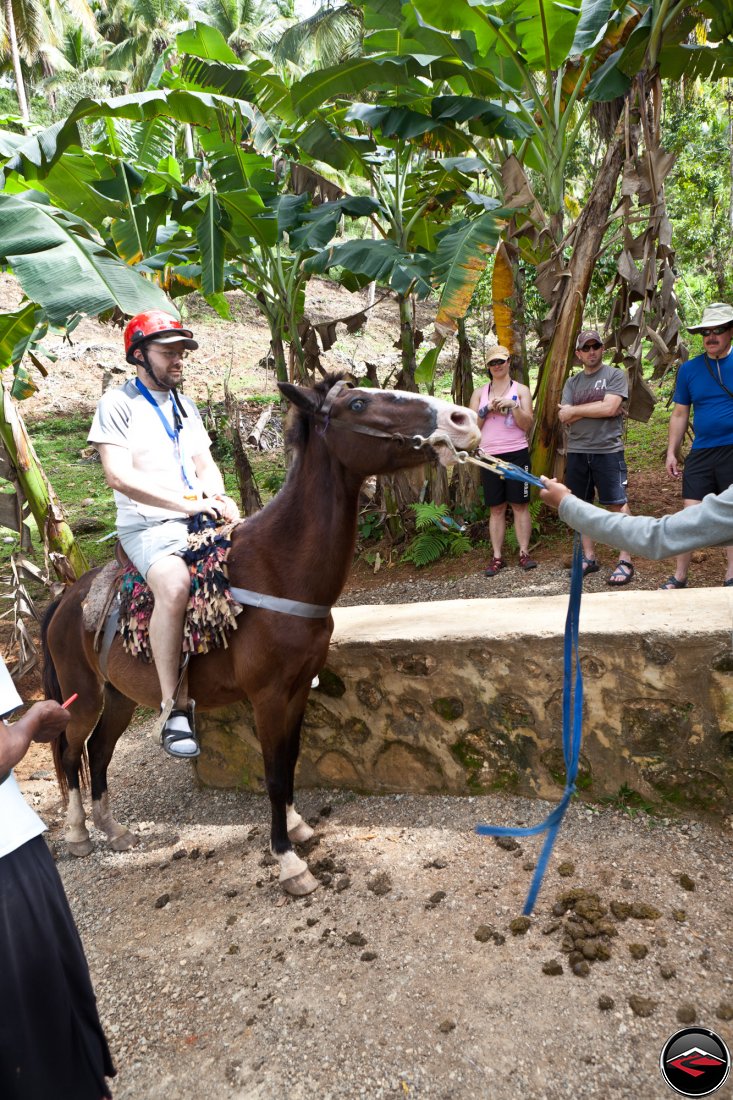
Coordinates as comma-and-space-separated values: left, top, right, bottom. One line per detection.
279, 375, 480, 476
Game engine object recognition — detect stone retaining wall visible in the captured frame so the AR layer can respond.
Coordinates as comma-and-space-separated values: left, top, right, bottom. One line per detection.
195, 589, 733, 816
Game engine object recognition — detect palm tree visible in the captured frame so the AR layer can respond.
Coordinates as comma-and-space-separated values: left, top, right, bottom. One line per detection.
0, 0, 99, 122
268, 2, 362, 71
0, 0, 52, 122
200, 0, 267, 57
98, 0, 200, 90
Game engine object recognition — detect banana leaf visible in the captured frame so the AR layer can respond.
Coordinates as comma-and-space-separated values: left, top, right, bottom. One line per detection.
0, 192, 173, 326
432, 211, 503, 337
306, 238, 433, 298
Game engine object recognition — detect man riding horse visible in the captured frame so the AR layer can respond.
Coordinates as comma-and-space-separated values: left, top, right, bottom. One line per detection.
88, 309, 240, 759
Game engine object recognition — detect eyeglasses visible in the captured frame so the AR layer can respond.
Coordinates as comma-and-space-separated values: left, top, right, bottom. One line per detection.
488, 358, 509, 366
701, 325, 733, 337
579, 342, 602, 351
155, 349, 189, 361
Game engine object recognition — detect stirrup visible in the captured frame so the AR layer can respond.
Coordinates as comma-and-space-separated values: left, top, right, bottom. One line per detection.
159, 700, 200, 759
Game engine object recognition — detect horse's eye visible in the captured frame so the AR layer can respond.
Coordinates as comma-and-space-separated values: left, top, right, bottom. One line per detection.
349, 398, 366, 412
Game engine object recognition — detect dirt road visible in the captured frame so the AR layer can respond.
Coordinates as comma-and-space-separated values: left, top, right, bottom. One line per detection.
16, 711, 733, 1100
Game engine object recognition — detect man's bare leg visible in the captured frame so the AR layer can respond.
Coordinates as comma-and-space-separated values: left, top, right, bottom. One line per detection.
146, 555, 196, 756
667, 499, 700, 585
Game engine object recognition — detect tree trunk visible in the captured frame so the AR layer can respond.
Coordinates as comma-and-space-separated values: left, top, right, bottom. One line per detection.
5, 0, 29, 125
531, 133, 627, 479
0, 389, 87, 581
224, 387, 262, 517
451, 318, 481, 512
396, 294, 418, 391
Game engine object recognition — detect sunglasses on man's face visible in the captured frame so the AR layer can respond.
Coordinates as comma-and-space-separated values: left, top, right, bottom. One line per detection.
488, 358, 509, 366
580, 342, 602, 351
702, 325, 733, 337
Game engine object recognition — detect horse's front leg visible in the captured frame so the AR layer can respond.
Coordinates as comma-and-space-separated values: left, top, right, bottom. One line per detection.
256, 695, 318, 896
89, 686, 138, 851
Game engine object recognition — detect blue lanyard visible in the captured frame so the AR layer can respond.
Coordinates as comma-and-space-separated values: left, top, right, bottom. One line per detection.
134, 379, 195, 492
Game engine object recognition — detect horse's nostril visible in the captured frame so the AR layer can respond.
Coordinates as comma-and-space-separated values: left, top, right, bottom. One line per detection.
450, 410, 469, 426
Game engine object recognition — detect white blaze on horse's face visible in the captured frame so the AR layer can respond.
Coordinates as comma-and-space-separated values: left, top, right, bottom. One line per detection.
380, 391, 481, 464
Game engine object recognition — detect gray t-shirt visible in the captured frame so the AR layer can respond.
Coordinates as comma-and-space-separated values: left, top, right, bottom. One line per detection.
561, 363, 627, 454
88, 378, 211, 526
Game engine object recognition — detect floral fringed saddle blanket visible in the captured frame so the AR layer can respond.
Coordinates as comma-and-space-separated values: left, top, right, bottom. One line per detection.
118, 516, 242, 662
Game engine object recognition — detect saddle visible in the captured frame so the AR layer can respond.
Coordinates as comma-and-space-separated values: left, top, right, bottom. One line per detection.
82, 524, 242, 675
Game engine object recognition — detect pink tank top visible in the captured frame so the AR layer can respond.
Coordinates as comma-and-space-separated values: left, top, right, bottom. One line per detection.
478, 380, 528, 455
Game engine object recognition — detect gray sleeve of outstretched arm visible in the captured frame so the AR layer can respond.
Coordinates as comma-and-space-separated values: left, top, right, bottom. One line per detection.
558, 489, 733, 558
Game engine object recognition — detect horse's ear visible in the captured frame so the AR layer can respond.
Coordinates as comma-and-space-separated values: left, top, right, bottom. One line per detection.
278, 382, 320, 413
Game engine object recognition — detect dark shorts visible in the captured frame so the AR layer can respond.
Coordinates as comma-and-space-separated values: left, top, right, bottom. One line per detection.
0, 836, 115, 1100
565, 451, 628, 506
480, 448, 531, 507
682, 444, 733, 500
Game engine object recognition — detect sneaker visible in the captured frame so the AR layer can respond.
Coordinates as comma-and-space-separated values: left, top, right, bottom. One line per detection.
483, 557, 505, 577
519, 552, 538, 571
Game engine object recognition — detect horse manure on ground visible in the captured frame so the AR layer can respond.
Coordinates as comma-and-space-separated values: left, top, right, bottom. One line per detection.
628, 994, 658, 1017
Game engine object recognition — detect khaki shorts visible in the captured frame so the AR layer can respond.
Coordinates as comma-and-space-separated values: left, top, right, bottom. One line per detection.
118, 518, 189, 579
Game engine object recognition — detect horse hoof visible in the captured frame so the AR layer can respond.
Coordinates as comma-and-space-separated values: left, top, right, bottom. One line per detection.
282, 869, 319, 896
288, 821, 315, 844
110, 831, 138, 852
67, 838, 94, 857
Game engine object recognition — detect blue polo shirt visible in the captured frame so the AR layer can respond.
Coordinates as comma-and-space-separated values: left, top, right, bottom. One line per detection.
673, 349, 733, 450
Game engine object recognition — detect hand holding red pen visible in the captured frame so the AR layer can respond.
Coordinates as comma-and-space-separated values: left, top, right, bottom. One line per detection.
26, 699, 72, 744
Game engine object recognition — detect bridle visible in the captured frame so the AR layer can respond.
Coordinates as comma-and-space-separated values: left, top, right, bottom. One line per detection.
311, 379, 465, 455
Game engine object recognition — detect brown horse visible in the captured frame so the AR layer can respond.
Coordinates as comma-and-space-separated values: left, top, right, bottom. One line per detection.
42, 375, 479, 895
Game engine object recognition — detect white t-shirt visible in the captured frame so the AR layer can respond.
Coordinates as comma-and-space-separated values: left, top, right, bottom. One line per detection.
0, 658, 45, 859
88, 377, 213, 526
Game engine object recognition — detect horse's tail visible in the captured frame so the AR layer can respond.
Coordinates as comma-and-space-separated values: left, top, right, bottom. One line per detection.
41, 597, 64, 704
41, 596, 88, 800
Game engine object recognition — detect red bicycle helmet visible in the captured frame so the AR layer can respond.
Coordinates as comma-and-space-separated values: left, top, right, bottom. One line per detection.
124, 310, 198, 364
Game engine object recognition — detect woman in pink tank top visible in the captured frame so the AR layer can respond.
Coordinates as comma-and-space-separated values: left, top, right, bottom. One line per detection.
468, 346, 538, 577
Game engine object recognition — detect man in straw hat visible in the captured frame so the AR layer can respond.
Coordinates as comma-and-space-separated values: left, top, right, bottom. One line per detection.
557, 329, 634, 585
661, 302, 733, 589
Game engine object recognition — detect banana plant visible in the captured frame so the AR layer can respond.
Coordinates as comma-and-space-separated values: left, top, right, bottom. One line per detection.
342, 0, 733, 475
291, 93, 515, 388
0, 189, 176, 579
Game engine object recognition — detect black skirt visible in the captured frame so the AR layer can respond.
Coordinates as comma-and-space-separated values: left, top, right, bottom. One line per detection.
0, 834, 116, 1100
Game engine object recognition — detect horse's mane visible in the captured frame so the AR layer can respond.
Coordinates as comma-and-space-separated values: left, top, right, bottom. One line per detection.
284, 371, 353, 455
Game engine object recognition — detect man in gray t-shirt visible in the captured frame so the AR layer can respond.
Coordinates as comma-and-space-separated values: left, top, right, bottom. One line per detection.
558, 329, 634, 585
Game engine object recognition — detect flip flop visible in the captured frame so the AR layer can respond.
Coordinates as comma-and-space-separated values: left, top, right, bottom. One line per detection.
607, 560, 634, 586
724, 579, 733, 587
659, 575, 687, 590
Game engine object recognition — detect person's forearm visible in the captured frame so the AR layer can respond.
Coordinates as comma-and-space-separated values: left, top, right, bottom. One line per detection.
0, 717, 34, 774
568, 400, 622, 419
559, 490, 733, 559
105, 469, 195, 512
667, 413, 688, 457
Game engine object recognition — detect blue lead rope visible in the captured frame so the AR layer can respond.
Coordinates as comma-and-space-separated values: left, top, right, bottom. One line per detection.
476, 530, 585, 916
476, 453, 546, 492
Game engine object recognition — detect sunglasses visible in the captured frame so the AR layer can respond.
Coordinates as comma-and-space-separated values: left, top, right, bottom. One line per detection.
488, 358, 509, 366
701, 325, 733, 336
579, 342, 602, 351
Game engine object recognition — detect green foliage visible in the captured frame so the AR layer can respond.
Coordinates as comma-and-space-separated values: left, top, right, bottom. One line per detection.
599, 783, 659, 820
357, 508, 384, 542
503, 499, 542, 555
402, 502, 471, 567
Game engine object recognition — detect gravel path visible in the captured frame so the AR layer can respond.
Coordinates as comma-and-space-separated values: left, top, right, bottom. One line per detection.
18, 713, 733, 1100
